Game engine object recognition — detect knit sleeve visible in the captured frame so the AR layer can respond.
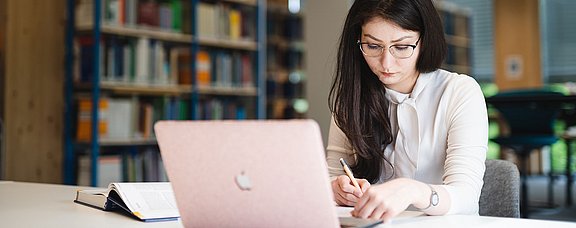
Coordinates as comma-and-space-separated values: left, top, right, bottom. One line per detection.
442, 76, 488, 215
326, 116, 355, 179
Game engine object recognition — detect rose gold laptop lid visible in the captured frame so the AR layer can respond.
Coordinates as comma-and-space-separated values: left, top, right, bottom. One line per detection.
154, 120, 339, 228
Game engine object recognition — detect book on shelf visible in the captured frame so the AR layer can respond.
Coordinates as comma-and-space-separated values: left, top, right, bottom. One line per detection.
74, 35, 184, 86
76, 97, 135, 142
198, 2, 217, 39
77, 154, 122, 187
174, 47, 192, 85
175, 47, 254, 88
197, 2, 256, 41
229, 8, 242, 40
74, 182, 179, 222
197, 49, 212, 86
138, 0, 160, 27
76, 97, 109, 141
211, 50, 254, 88
77, 147, 167, 185
124, 147, 169, 182
75, 96, 188, 142
197, 98, 247, 120
76, 0, 186, 32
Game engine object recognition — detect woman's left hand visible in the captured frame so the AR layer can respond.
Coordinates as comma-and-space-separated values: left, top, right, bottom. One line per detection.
351, 178, 429, 222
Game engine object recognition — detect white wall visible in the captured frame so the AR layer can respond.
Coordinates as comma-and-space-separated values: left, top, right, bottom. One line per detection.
304, 0, 350, 145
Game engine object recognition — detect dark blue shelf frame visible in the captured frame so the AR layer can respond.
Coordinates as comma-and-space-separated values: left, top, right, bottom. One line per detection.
63, 0, 75, 185
64, 0, 103, 186
256, 0, 267, 119
190, 0, 199, 120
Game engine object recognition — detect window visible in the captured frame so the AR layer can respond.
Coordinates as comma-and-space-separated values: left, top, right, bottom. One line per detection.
441, 0, 494, 82
541, 0, 576, 82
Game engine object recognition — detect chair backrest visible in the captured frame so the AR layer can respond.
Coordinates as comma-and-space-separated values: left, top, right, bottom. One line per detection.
490, 89, 564, 135
479, 159, 520, 218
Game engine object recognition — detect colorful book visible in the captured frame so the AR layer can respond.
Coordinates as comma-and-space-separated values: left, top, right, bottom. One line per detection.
137, 1, 160, 27
196, 50, 211, 86
76, 98, 109, 141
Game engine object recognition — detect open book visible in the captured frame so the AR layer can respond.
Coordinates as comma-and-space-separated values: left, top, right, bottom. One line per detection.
74, 182, 179, 222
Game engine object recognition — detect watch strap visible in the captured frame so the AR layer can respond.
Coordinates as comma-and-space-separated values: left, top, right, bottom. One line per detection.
419, 184, 438, 211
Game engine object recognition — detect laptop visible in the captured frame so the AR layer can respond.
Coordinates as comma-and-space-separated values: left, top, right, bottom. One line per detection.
154, 119, 341, 227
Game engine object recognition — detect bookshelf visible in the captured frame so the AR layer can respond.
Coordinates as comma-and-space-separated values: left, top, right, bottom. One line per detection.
64, 0, 266, 186
266, 0, 306, 119
436, 1, 472, 75
194, 0, 265, 120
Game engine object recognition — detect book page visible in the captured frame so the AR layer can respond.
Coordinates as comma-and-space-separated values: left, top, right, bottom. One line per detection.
74, 188, 109, 209
111, 182, 179, 220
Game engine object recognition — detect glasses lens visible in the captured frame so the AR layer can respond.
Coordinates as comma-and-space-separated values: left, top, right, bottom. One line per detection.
360, 43, 382, 57
390, 45, 414, 59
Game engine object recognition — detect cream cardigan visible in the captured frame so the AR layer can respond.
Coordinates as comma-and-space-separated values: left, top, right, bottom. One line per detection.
326, 69, 488, 215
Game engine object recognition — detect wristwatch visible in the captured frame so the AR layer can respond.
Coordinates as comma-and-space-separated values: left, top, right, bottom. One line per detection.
420, 184, 439, 211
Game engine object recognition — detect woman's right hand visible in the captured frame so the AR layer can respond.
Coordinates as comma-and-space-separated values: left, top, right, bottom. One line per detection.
331, 175, 371, 206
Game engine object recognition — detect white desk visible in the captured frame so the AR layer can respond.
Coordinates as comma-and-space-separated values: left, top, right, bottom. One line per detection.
0, 181, 182, 228
1, 181, 574, 228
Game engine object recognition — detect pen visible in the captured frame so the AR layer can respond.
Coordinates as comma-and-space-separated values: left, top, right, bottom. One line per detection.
339, 158, 361, 191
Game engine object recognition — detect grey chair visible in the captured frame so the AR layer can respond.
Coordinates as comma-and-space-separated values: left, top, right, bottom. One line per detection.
479, 159, 520, 218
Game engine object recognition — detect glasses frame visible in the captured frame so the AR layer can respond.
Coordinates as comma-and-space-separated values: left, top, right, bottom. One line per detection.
357, 37, 421, 59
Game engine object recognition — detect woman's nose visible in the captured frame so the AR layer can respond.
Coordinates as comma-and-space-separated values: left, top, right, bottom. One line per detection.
379, 49, 395, 69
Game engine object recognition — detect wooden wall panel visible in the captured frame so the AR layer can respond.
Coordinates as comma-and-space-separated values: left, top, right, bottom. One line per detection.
1, 0, 6, 122
494, 0, 542, 90
0, 0, 5, 179
3, 0, 65, 183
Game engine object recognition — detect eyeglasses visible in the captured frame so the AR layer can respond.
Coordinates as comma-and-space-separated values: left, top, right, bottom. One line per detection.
357, 37, 420, 59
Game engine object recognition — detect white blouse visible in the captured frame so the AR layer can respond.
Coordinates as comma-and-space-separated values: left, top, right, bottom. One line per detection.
326, 69, 488, 215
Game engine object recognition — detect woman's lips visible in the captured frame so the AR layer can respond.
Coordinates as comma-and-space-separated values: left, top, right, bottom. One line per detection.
381, 72, 395, 77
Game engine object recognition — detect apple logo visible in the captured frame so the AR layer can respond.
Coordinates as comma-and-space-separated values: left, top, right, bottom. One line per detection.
235, 171, 253, 191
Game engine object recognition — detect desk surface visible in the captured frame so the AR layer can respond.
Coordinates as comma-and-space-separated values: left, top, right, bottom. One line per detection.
0, 181, 574, 227
0, 181, 182, 228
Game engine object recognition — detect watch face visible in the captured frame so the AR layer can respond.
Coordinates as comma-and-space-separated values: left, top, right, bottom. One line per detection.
431, 192, 439, 206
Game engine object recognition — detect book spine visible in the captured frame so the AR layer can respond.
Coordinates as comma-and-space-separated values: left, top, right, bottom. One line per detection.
76, 97, 109, 141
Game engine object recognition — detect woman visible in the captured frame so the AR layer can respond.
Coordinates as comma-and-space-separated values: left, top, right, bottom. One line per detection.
327, 0, 488, 221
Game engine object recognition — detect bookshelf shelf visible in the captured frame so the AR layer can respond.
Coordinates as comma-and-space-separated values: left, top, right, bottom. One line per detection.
76, 24, 193, 43
76, 138, 158, 146
198, 37, 258, 51
197, 85, 258, 96
223, 0, 258, 6
267, 36, 304, 51
101, 84, 192, 96
99, 138, 158, 146
76, 83, 192, 96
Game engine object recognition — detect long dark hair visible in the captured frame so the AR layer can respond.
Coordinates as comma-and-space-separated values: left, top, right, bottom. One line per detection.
328, 0, 446, 183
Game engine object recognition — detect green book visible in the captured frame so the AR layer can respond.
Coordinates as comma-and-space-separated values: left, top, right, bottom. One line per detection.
171, 0, 182, 32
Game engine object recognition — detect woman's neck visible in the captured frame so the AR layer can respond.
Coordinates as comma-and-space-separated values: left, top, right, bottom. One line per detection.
385, 73, 419, 94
